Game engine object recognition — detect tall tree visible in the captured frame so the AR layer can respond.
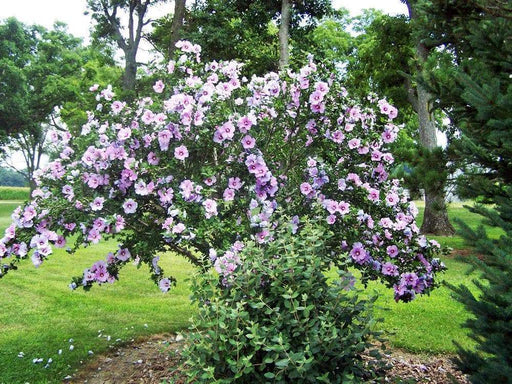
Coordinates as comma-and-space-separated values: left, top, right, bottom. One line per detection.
418, 1, 512, 381
402, 0, 455, 235
0, 19, 85, 189
343, 8, 454, 235
0, 18, 33, 149
151, 0, 332, 74
167, 0, 186, 56
278, 0, 291, 70
87, 0, 166, 93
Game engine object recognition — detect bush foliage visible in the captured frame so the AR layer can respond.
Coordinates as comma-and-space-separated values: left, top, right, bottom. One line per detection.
185, 220, 385, 383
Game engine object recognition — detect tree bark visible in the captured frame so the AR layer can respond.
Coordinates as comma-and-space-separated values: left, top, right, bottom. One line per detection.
123, 48, 138, 92
278, 0, 291, 71
406, 0, 455, 235
168, 0, 186, 57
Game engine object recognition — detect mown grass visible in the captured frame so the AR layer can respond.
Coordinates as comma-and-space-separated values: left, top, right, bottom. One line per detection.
0, 186, 30, 201
0, 200, 494, 382
0, 202, 195, 384
370, 200, 503, 355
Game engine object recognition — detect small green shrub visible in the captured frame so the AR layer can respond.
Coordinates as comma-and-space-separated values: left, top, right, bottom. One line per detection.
0, 186, 30, 201
184, 221, 385, 383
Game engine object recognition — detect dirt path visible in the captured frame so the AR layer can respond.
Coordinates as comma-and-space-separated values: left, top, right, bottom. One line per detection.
68, 334, 187, 384
68, 334, 469, 384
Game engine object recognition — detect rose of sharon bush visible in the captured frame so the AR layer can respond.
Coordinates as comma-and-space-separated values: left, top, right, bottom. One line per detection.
0, 41, 444, 302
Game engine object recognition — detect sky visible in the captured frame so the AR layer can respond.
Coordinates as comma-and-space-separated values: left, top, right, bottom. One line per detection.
0, 0, 408, 42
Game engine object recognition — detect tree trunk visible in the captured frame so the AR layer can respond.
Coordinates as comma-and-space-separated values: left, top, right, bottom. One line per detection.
406, 0, 455, 235
168, 0, 186, 57
278, 0, 291, 71
123, 48, 137, 92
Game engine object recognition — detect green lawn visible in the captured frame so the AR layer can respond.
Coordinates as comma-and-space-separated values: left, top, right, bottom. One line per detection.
0, 200, 492, 382
0, 202, 195, 383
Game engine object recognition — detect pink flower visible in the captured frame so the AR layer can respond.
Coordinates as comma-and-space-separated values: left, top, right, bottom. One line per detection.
158, 129, 172, 151
223, 188, 235, 201
348, 138, 360, 149
147, 152, 159, 165
117, 127, 131, 141
337, 201, 350, 215
203, 199, 218, 218
204, 176, 217, 186
117, 248, 131, 261
142, 110, 155, 125
368, 188, 380, 202
309, 90, 324, 105
331, 130, 345, 143
172, 223, 186, 234
385, 192, 399, 206
123, 199, 138, 214
382, 129, 397, 143
90, 197, 105, 211
241, 135, 256, 149
300, 182, 313, 196
387, 245, 399, 257
111, 101, 125, 114
228, 177, 242, 190
237, 115, 255, 132
159, 278, 172, 292
382, 262, 399, 276
153, 80, 165, 93
174, 145, 189, 161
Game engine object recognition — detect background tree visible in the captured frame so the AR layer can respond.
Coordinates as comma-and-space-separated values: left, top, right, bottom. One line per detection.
0, 18, 34, 150
0, 19, 86, 190
0, 168, 27, 187
417, 1, 512, 381
86, 0, 167, 94
151, 0, 333, 75
332, 7, 455, 235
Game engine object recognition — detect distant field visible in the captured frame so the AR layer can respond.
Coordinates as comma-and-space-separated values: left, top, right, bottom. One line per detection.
0, 186, 30, 201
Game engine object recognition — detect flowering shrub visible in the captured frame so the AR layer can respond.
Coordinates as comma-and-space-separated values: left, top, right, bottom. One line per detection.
184, 220, 386, 383
0, 41, 444, 302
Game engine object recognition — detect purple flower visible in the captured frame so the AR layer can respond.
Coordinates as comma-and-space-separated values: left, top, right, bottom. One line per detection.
228, 177, 242, 190
350, 242, 368, 264
147, 152, 159, 165
401, 272, 419, 287
123, 199, 138, 214
202, 199, 218, 218
241, 135, 256, 149
153, 80, 165, 93
223, 188, 235, 201
116, 248, 131, 261
158, 129, 172, 150
382, 262, 399, 276
300, 182, 313, 196
387, 245, 399, 258
204, 176, 217, 186
90, 197, 105, 211
87, 229, 101, 244
174, 145, 189, 161
159, 278, 172, 292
